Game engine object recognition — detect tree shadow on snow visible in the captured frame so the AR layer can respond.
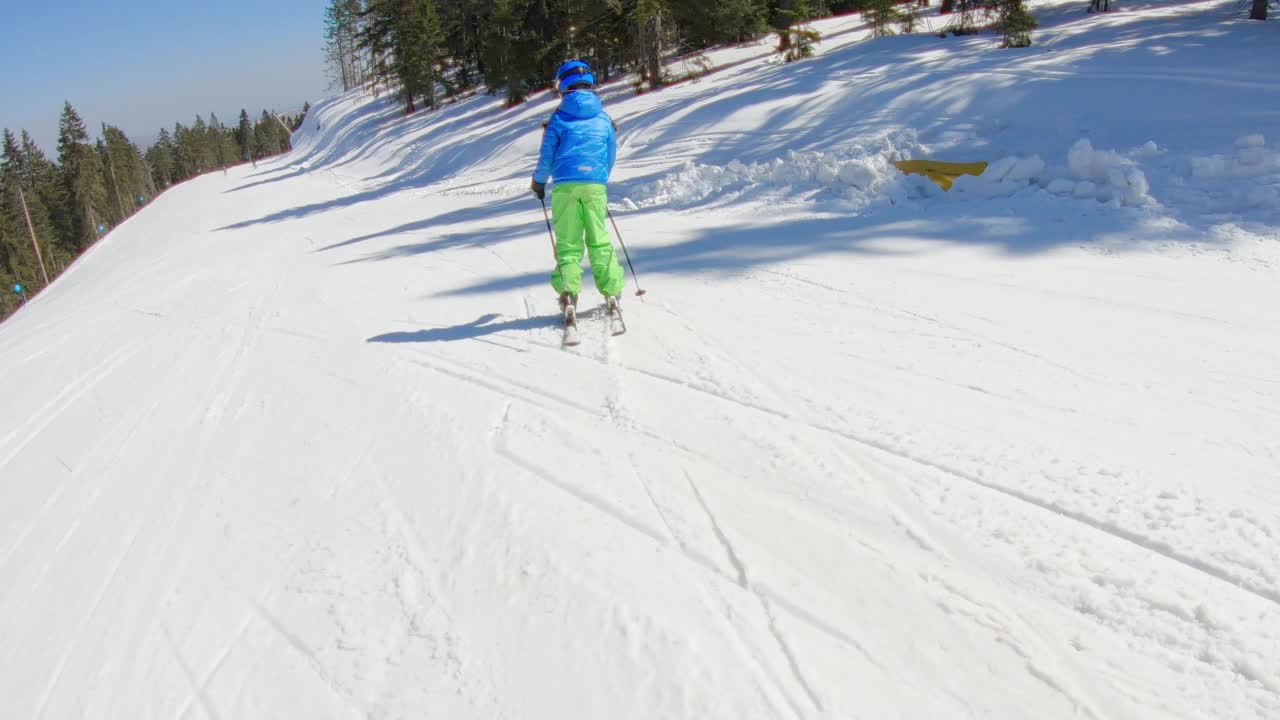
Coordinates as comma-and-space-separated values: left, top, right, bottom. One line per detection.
316, 194, 533, 254
216, 1, 1272, 263
431, 198, 1196, 298
217, 93, 548, 231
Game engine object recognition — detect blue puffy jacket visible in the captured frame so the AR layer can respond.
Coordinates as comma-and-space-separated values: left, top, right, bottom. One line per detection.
533, 91, 616, 185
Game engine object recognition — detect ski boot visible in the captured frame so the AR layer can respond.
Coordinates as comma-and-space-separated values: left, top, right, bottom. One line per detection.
560, 293, 580, 346
606, 295, 626, 336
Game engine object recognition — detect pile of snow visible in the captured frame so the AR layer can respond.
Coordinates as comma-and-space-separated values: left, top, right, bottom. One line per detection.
620, 133, 923, 211
1038, 134, 1279, 219
623, 138, 1148, 214
622, 130, 1280, 227
1191, 135, 1277, 180
948, 155, 1047, 198
1189, 135, 1280, 210
1043, 139, 1154, 207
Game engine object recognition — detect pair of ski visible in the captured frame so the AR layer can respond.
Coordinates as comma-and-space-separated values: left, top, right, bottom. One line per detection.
563, 296, 626, 347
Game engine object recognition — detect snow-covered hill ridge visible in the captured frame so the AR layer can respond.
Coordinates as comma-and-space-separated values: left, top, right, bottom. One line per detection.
285, 0, 1279, 234
1, 1, 1278, 719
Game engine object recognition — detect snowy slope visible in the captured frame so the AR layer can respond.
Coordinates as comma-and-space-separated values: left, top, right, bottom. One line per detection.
3, 2, 1279, 718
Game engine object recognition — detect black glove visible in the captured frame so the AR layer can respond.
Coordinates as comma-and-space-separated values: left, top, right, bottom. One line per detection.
530, 179, 546, 200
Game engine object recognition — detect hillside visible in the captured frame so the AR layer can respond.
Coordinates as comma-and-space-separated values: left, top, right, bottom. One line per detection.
2, 2, 1278, 718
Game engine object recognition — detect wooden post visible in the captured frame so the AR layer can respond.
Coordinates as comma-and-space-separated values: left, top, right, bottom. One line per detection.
18, 187, 50, 286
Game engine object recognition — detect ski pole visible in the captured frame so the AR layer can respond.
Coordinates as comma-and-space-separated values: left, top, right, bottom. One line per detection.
606, 209, 647, 299
540, 197, 565, 288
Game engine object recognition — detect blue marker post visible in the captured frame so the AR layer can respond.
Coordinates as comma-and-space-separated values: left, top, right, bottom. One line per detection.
13, 283, 26, 303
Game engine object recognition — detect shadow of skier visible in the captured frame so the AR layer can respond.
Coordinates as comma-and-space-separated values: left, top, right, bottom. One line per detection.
366, 313, 565, 345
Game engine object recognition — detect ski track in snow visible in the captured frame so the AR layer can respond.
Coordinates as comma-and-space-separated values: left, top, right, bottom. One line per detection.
435, 304, 1277, 613
440, 314, 1280, 611
3, 0, 1280, 717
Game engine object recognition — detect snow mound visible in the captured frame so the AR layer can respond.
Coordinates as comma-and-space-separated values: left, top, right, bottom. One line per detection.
622, 133, 923, 211
949, 155, 1046, 198
1050, 139, 1154, 207
622, 132, 1280, 225
1163, 135, 1280, 220
1190, 134, 1279, 181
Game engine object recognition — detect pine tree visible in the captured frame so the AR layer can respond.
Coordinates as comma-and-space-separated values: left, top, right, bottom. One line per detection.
1, 130, 58, 290
439, 0, 487, 93
360, 0, 394, 98
360, 0, 447, 113
172, 122, 196, 180
866, 0, 902, 37
482, 0, 536, 105
715, 0, 768, 44
567, 0, 629, 85
0, 170, 41, 308
207, 113, 228, 171
320, 0, 911, 107
96, 135, 127, 224
634, 0, 669, 89
325, 0, 366, 91
358, 0, 399, 99
997, 0, 1036, 47
236, 110, 255, 161
190, 115, 215, 172
255, 111, 280, 156
2, 130, 24, 182
146, 129, 175, 189
898, 2, 921, 34
945, 0, 982, 33
402, 0, 445, 112
770, 0, 821, 61
1248, 0, 1268, 20
57, 102, 109, 247
100, 125, 153, 217
671, 0, 766, 49
212, 114, 242, 169
1, 132, 38, 288
20, 130, 73, 263
0, 185, 23, 316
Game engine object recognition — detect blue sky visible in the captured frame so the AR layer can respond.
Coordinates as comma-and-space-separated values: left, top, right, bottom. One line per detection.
1, 1, 330, 154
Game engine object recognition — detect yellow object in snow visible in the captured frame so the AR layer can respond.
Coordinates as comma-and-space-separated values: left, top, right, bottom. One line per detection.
892, 159, 989, 191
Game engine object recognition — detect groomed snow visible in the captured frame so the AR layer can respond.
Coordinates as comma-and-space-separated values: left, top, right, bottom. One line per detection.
2, 1, 1278, 718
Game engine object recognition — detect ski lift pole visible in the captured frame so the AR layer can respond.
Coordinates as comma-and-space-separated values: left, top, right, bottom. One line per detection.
271, 111, 294, 136
606, 209, 647, 299
18, 187, 50, 285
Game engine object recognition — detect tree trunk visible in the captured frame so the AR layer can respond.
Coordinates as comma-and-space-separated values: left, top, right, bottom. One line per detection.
1249, 0, 1267, 20
338, 35, 350, 91
646, 13, 663, 89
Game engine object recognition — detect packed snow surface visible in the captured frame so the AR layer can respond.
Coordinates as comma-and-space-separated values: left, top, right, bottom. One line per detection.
2, 1, 1278, 718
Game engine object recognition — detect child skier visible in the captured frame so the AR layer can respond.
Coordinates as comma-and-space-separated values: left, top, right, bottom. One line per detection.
530, 60, 625, 330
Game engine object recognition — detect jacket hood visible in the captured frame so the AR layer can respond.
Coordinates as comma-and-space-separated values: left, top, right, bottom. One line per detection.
559, 91, 603, 119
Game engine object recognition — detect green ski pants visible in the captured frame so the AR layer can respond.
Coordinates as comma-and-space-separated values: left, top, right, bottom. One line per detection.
550, 182, 625, 298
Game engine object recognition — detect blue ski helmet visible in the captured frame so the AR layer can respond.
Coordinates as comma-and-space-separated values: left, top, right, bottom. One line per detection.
555, 59, 595, 94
